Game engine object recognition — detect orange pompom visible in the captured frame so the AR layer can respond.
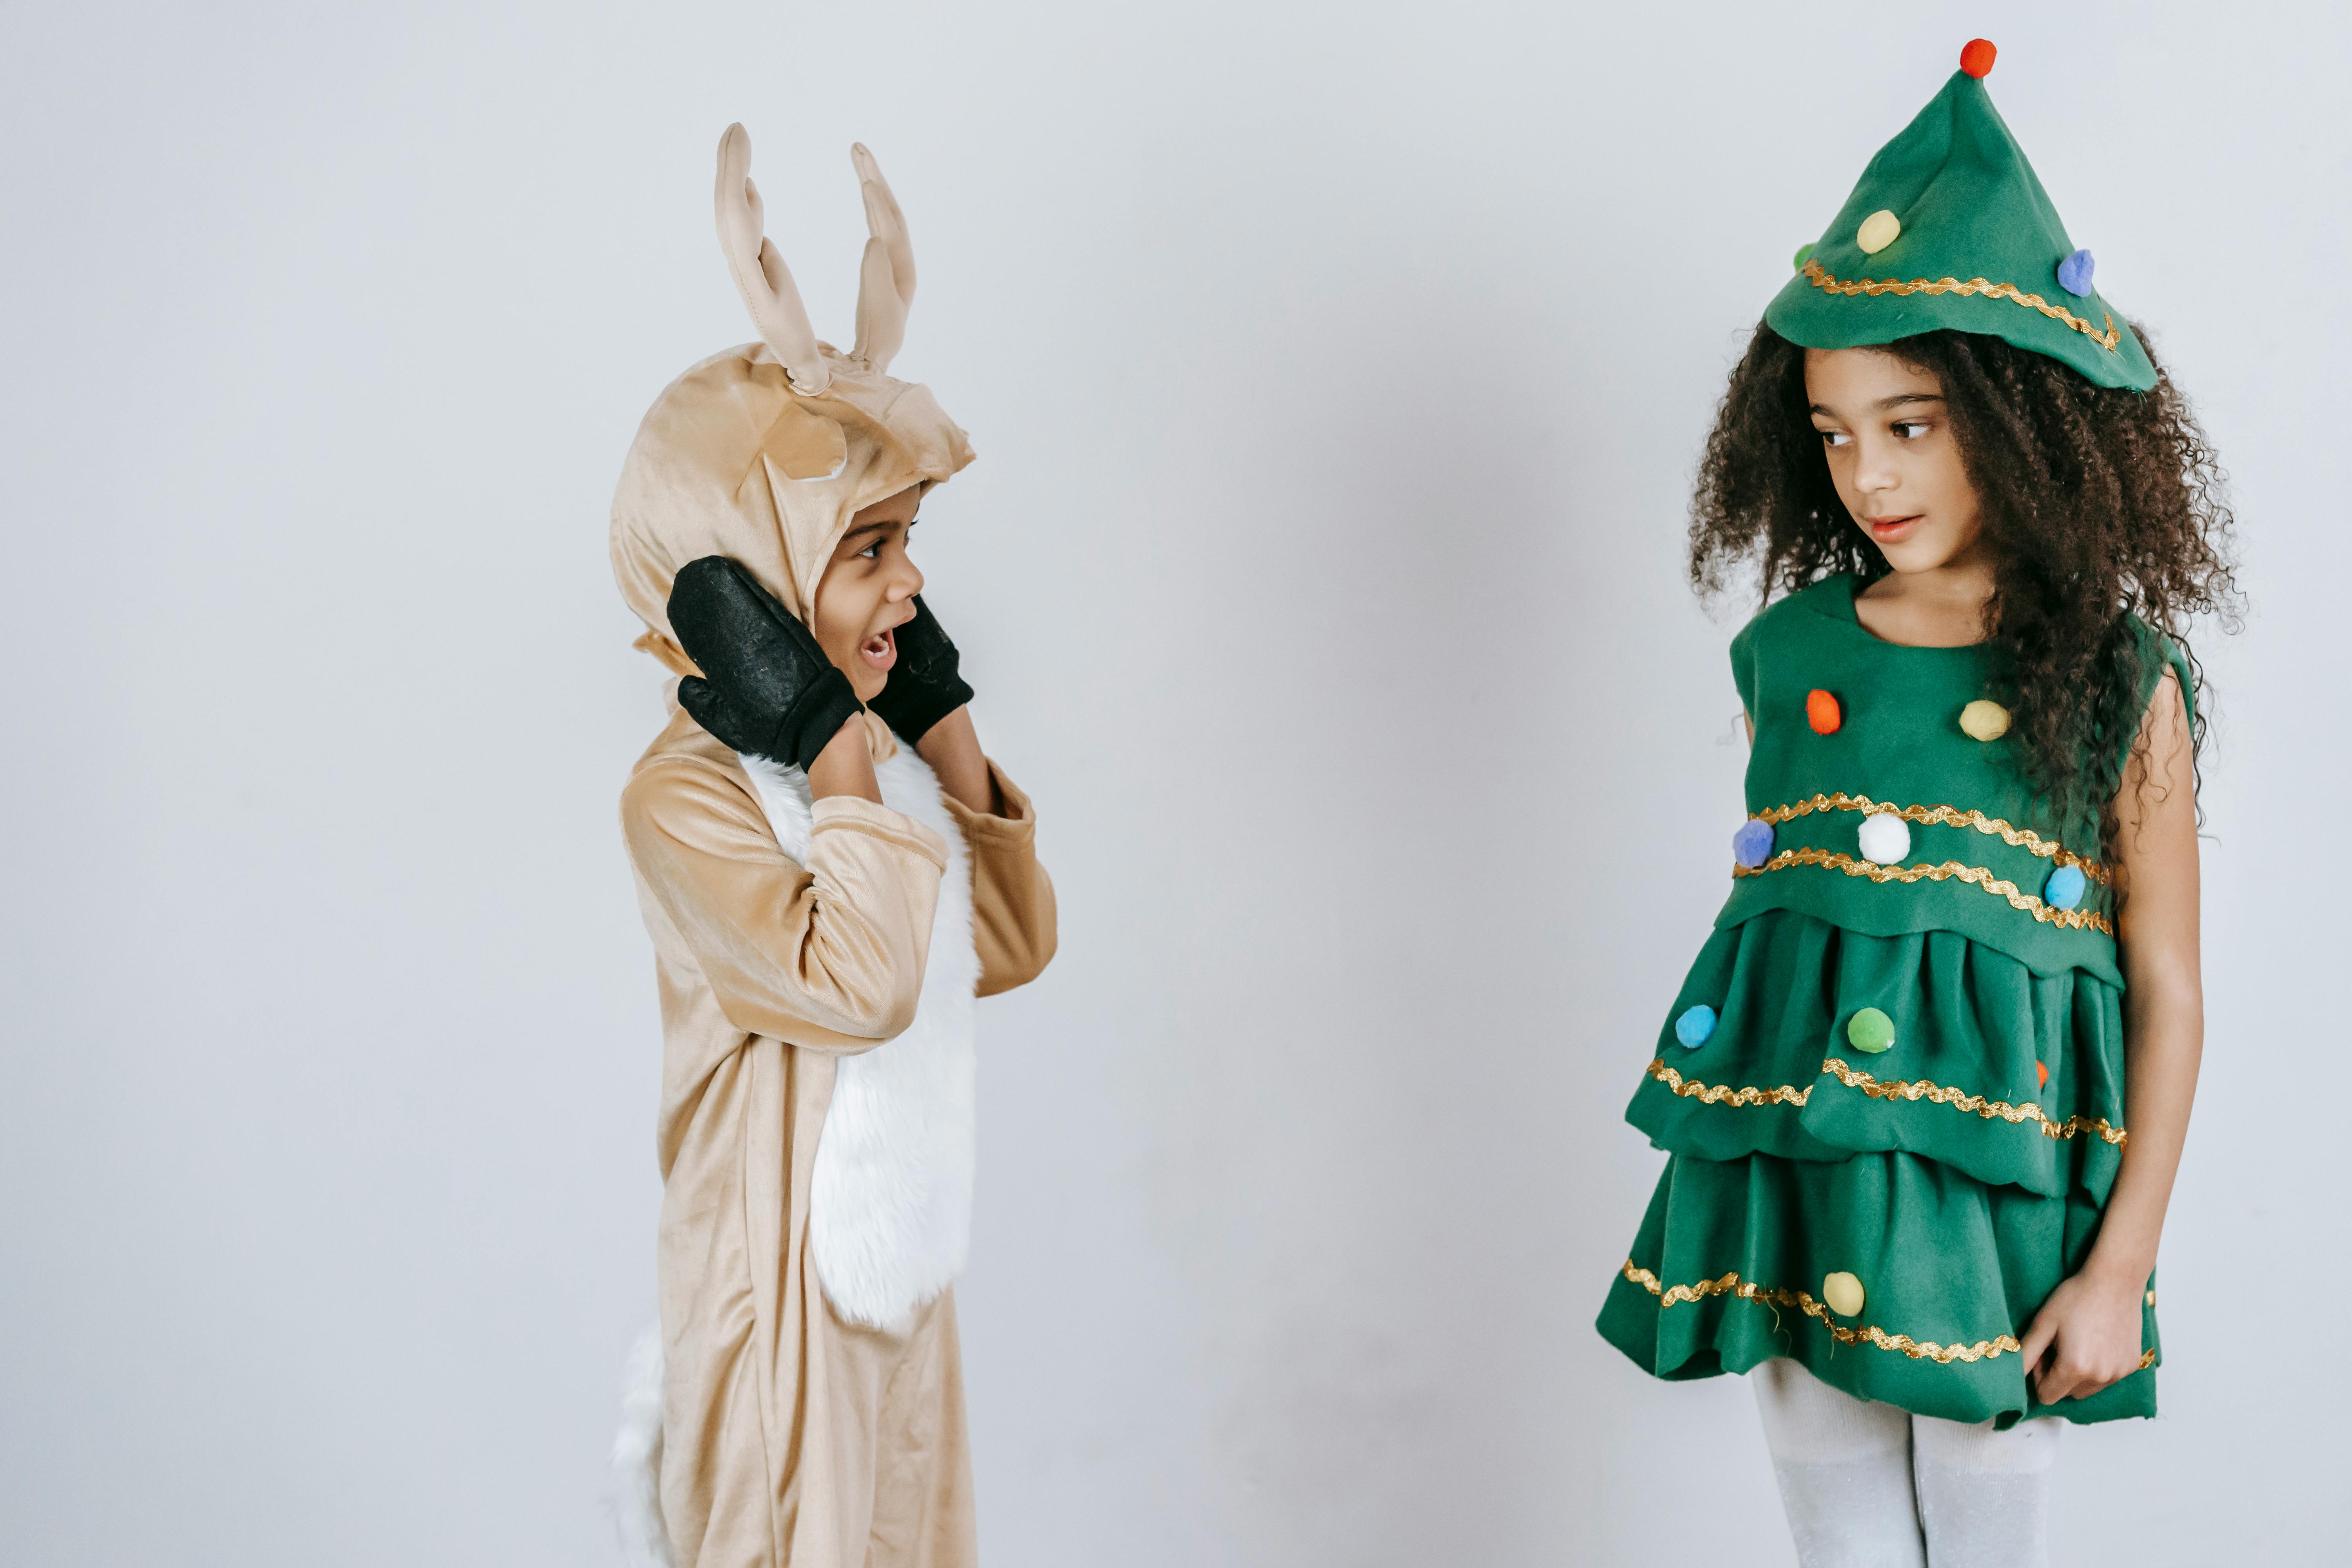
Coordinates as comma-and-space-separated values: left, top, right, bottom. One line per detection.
1960, 39, 1996, 78
2036, 1060, 2050, 1090
1806, 689, 1842, 735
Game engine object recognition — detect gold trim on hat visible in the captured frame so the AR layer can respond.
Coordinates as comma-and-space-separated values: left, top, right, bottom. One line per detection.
1800, 259, 2122, 353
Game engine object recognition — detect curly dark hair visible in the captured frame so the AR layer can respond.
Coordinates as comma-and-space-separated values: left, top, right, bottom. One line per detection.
1689, 323, 2239, 849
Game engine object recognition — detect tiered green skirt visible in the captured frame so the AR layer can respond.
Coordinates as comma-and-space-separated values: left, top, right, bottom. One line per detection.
1595, 909, 2159, 1426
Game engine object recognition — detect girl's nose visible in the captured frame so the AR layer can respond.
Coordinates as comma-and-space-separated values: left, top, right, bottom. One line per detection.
1853, 439, 1900, 496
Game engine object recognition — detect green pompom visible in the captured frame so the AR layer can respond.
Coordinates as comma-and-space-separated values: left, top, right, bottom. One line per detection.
1792, 241, 1815, 273
1846, 1007, 1896, 1054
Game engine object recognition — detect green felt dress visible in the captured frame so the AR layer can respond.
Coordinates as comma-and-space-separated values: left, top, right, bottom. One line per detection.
1595, 576, 2189, 1426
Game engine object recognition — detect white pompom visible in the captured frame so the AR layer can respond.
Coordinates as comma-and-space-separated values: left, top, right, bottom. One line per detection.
1858, 812, 1911, 866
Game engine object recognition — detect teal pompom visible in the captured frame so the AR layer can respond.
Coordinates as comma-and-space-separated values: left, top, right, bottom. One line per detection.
1674, 1005, 1718, 1049
2044, 864, 2087, 911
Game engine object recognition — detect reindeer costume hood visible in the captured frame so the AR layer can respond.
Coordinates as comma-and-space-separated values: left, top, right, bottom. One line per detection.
612, 125, 974, 672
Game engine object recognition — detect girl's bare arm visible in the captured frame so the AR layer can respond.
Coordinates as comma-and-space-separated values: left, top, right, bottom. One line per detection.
2020, 666, 2202, 1403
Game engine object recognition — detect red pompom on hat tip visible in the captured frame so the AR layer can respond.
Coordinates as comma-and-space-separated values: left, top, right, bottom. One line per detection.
1960, 38, 1996, 77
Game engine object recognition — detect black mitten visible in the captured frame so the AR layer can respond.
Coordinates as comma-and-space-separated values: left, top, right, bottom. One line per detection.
866, 594, 975, 744
667, 556, 864, 769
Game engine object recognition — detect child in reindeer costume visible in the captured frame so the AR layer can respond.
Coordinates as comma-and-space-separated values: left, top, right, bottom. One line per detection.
609, 125, 1056, 1568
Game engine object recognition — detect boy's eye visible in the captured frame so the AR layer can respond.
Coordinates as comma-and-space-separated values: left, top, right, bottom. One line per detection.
1818, 428, 1851, 448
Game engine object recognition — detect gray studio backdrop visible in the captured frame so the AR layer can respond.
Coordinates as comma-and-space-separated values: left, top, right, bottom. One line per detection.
2, 2, 2339, 1562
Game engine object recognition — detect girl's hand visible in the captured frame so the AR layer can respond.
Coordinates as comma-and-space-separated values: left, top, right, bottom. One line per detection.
2018, 1267, 2147, 1405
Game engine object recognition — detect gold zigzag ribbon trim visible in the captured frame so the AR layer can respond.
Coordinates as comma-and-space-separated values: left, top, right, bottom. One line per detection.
1753, 794, 2107, 883
1801, 258, 2122, 353
1645, 1058, 2128, 1146
1619, 1262, 2159, 1372
1648, 1058, 1811, 1107
1621, 1261, 2023, 1362
1821, 1058, 2128, 1146
1733, 847, 2114, 934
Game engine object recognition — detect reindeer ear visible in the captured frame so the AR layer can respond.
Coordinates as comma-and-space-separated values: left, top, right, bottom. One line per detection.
849, 143, 915, 374
715, 124, 831, 395
763, 403, 848, 481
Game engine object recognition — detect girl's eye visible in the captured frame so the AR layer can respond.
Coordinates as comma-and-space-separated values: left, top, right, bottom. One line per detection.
1818, 429, 1852, 448
1892, 421, 1930, 440
857, 542, 881, 560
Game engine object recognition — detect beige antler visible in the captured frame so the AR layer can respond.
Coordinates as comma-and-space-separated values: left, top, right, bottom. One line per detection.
714, 123, 831, 396
849, 143, 915, 374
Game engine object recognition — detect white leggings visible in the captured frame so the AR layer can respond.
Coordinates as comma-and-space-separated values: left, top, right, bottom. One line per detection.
1752, 1358, 2062, 1568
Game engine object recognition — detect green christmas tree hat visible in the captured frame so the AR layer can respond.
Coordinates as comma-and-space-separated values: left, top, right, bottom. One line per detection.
1765, 39, 2156, 391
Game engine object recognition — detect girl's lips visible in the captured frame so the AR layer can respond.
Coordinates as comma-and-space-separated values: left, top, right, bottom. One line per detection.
1868, 514, 1922, 540
860, 626, 897, 672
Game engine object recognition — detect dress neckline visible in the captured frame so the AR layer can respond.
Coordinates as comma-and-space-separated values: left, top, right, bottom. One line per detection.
1825, 573, 1990, 652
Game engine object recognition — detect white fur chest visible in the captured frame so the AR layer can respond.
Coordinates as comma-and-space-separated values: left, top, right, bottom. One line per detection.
736, 745, 980, 1330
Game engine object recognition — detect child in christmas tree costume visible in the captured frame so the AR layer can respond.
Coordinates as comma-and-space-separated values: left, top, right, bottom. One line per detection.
609, 126, 1056, 1568
1594, 41, 2234, 1565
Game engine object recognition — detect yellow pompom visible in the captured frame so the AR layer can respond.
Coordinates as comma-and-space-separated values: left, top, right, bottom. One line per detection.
1822, 1271, 1866, 1318
1959, 699, 2012, 741
1857, 209, 1901, 255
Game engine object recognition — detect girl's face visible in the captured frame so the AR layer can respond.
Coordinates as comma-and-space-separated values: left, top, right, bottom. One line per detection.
812, 485, 925, 703
1804, 347, 1985, 574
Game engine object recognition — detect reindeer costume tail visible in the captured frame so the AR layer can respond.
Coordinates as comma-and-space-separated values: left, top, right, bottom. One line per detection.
612, 1328, 671, 1568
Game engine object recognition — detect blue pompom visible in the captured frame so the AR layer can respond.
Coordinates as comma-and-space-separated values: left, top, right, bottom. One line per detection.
1733, 818, 1775, 869
2044, 864, 2088, 911
2057, 249, 2095, 297
1674, 1005, 1718, 1049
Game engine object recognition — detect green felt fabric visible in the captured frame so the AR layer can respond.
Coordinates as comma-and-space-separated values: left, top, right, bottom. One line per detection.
1764, 68, 2158, 392
1595, 1147, 2158, 1426
1631, 912, 2125, 1202
1718, 576, 2188, 989
1597, 576, 2185, 1426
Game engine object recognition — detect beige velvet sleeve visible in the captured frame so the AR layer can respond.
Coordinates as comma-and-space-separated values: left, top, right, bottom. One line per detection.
941, 760, 1057, 998
622, 757, 949, 1048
